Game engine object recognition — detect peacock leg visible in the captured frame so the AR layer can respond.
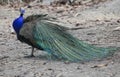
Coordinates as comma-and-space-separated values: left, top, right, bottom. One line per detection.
30, 47, 35, 57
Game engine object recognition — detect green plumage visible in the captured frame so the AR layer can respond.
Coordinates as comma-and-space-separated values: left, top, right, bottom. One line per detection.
19, 14, 118, 62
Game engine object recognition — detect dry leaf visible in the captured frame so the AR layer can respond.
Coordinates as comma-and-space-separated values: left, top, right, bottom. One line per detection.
91, 63, 108, 68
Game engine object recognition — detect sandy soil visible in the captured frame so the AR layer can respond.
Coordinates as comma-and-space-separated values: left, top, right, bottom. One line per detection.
0, 0, 120, 77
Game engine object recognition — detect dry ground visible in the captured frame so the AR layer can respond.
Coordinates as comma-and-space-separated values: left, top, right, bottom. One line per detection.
0, 0, 120, 77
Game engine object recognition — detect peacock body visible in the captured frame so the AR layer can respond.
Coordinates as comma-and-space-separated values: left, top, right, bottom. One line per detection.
12, 8, 118, 62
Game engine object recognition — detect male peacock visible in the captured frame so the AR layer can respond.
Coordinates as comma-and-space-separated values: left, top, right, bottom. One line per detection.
12, 8, 118, 62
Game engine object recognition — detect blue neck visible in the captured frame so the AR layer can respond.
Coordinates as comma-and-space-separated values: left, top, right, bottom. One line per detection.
13, 14, 24, 35
20, 14, 23, 17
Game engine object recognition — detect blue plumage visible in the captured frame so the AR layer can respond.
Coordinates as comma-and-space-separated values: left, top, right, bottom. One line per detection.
13, 8, 25, 34
13, 16, 24, 34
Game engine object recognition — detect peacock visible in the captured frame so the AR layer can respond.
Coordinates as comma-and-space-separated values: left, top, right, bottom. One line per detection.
12, 8, 118, 62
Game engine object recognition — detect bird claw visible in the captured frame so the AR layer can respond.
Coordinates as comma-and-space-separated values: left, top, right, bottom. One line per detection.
30, 54, 35, 57
24, 55, 35, 58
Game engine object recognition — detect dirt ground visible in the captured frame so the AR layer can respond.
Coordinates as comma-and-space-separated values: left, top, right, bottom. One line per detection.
0, 0, 120, 77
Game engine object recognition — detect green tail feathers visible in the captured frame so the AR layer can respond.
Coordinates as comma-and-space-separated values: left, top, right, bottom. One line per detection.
48, 35, 118, 62
31, 20, 119, 62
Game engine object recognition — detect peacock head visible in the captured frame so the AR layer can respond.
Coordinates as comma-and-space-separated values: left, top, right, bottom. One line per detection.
12, 7, 25, 35
20, 7, 25, 16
